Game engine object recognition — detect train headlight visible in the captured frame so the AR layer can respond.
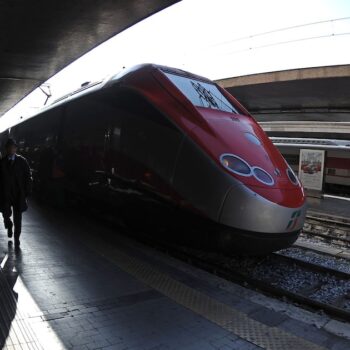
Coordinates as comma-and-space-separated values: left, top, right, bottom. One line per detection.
220, 154, 252, 176
287, 167, 299, 186
252, 166, 274, 186
220, 153, 276, 186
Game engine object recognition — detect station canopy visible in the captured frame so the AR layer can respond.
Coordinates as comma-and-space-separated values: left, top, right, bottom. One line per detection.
216, 65, 350, 123
0, 0, 179, 117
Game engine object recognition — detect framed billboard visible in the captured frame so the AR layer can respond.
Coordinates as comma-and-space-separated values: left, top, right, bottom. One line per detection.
298, 149, 325, 191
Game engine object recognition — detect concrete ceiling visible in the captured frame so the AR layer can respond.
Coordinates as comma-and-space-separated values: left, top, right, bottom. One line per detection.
0, 0, 179, 117
217, 65, 350, 123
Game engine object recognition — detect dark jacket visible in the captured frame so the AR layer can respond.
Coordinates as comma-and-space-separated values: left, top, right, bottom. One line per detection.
0, 154, 32, 212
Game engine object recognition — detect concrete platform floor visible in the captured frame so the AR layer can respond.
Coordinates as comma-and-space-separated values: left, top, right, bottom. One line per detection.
0, 202, 349, 350
307, 195, 350, 219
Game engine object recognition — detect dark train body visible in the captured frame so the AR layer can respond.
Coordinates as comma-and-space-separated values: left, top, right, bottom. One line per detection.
0, 64, 306, 254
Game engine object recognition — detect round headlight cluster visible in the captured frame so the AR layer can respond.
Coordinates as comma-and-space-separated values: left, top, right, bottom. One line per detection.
220, 154, 274, 186
220, 154, 251, 176
287, 167, 299, 185
252, 167, 274, 186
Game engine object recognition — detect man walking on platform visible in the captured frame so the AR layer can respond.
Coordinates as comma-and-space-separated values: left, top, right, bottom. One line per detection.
0, 139, 32, 247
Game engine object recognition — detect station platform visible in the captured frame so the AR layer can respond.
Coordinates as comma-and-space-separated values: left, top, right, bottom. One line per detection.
0, 203, 349, 350
307, 195, 350, 219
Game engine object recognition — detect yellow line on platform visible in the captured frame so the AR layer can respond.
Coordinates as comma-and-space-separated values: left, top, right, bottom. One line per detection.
85, 235, 325, 350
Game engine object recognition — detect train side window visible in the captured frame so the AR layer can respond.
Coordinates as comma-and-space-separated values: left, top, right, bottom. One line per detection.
20, 108, 62, 148
121, 92, 183, 182
11, 107, 63, 171
65, 98, 109, 151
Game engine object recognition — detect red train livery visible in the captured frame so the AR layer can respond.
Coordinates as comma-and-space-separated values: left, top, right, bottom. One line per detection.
0, 64, 306, 254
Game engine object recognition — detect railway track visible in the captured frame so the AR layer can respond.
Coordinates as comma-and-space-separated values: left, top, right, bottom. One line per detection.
90, 206, 350, 322
146, 238, 350, 322
302, 213, 350, 249
129, 212, 350, 322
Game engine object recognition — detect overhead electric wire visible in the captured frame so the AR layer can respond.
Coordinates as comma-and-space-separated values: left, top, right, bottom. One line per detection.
222, 31, 350, 56
210, 16, 350, 47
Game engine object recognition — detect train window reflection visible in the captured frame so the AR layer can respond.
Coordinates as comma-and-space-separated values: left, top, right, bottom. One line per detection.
245, 132, 261, 146
164, 72, 238, 114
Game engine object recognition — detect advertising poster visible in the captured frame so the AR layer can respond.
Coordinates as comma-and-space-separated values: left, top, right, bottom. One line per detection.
298, 149, 325, 191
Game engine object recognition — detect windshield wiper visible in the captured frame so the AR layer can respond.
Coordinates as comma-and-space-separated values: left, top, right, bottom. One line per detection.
191, 81, 219, 109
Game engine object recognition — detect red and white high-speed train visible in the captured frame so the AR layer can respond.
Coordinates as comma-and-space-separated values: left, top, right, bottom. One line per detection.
0, 64, 306, 254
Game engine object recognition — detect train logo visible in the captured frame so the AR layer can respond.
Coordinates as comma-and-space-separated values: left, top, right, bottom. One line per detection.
286, 210, 302, 231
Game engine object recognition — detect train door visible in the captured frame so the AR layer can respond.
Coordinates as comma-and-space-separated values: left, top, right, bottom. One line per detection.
63, 94, 112, 198
100, 94, 126, 208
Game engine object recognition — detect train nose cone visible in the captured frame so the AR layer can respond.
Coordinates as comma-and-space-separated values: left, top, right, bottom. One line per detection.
220, 181, 307, 234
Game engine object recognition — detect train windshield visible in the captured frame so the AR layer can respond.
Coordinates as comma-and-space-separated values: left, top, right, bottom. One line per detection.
164, 72, 238, 114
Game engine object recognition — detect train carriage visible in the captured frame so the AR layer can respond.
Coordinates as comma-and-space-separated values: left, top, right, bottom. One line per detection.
0, 64, 307, 254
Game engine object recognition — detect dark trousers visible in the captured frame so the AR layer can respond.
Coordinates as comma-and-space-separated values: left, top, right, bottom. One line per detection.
2, 204, 22, 239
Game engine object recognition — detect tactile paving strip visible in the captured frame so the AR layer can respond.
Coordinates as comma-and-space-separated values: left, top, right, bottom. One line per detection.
0, 266, 43, 350
88, 239, 325, 350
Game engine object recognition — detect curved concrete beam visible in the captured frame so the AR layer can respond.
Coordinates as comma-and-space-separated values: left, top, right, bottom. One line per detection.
217, 64, 350, 88
0, 0, 179, 117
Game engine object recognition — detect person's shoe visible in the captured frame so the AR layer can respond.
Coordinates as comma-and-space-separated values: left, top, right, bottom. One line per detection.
14, 238, 20, 247
7, 227, 13, 238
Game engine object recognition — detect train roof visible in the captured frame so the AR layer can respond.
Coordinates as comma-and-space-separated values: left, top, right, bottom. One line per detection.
50, 63, 212, 107
109, 63, 213, 84
2, 63, 213, 129
6, 64, 213, 131
271, 137, 350, 150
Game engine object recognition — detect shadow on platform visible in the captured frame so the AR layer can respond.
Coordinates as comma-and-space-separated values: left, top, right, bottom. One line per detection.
0, 242, 20, 348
